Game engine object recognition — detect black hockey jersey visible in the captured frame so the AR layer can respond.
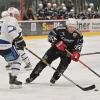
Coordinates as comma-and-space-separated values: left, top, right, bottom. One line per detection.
48, 26, 83, 52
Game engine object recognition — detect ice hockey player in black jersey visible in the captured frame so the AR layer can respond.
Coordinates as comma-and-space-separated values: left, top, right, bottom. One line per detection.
26, 18, 83, 85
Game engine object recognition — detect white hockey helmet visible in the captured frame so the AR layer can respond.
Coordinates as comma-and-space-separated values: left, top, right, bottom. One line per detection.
1, 11, 9, 17
66, 18, 77, 28
38, 3, 43, 8
8, 7, 20, 17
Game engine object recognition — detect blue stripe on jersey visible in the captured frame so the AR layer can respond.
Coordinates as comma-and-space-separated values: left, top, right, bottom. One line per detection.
8, 25, 16, 33
0, 39, 10, 44
18, 32, 22, 36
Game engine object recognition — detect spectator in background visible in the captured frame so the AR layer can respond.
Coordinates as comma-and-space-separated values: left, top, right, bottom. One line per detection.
45, 3, 53, 20
66, 0, 74, 12
86, 8, 94, 19
93, 12, 100, 18
37, 3, 46, 20
89, 3, 94, 12
77, 11, 87, 19
58, 3, 67, 19
41, 0, 48, 9
68, 9, 76, 18
52, 3, 58, 20
62, 6, 68, 19
23, 5, 35, 20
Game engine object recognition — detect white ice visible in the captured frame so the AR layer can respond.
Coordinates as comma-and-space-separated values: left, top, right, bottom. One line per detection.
0, 36, 100, 100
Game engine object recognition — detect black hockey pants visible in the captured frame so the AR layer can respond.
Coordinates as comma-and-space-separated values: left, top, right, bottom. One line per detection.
30, 47, 71, 81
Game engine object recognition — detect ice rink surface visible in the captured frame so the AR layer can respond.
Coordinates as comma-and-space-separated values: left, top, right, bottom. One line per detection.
0, 36, 100, 100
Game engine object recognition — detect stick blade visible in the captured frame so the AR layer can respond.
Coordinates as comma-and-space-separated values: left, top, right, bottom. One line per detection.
80, 84, 95, 91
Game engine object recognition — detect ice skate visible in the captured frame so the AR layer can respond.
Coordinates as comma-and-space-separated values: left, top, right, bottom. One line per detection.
9, 73, 22, 89
25, 77, 36, 83
50, 77, 56, 86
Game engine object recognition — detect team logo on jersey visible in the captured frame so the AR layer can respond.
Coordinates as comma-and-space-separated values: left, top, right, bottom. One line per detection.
73, 33, 77, 38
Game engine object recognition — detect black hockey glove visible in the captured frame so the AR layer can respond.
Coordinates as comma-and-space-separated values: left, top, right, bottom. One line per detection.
13, 36, 26, 50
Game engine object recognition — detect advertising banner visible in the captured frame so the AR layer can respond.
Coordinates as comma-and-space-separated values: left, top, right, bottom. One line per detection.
77, 19, 91, 32
20, 19, 100, 36
91, 19, 100, 32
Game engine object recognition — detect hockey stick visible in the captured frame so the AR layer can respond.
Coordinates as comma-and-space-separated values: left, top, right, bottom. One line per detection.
81, 52, 100, 56
65, 49, 100, 78
26, 48, 95, 91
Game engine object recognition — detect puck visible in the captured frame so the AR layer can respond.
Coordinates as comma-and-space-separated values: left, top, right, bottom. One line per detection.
94, 89, 99, 91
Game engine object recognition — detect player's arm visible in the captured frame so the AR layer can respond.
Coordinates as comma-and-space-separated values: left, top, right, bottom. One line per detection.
71, 34, 83, 62
48, 28, 59, 44
74, 35, 83, 52
48, 27, 67, 52
12, 33, 26, 50
8, 18, 26, 50
7, 18, 20, 39
48, 26, 66, 43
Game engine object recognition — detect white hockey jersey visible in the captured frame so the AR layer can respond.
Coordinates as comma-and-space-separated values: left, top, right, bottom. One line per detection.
0, 16, 22, 50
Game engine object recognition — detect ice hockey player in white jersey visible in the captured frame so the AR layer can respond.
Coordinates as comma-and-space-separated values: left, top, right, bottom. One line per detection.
4, 7, 32, 71
0, 11, 22, 88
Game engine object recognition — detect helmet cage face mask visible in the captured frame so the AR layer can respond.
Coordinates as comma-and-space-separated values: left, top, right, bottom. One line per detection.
8, 7, 20, 18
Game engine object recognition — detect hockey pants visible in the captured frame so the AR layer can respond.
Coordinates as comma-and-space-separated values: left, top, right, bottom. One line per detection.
30, 47, 71, 81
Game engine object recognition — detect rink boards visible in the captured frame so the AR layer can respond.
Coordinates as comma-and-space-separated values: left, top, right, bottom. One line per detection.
23, 32, 100, 40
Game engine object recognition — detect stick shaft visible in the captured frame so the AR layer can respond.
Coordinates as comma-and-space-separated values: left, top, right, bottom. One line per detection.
81, 52, 100, 56
65, 49, 100, 78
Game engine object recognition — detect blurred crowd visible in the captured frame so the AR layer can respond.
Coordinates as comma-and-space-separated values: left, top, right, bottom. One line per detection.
0, 0, 99, 20
23, 2, 100, 20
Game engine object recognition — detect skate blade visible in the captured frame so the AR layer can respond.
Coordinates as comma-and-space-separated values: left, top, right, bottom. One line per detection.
10, 84, 22, 89
50, 83, 55, 86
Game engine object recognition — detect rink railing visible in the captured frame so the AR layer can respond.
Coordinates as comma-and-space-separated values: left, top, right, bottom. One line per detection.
19, 19, 100, 36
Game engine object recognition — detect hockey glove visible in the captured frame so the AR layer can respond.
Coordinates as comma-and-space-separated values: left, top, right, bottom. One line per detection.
55, 41, 66, 52
16, 40, 26, 50
71, 51, 80, 62
13, 36, 26, 50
